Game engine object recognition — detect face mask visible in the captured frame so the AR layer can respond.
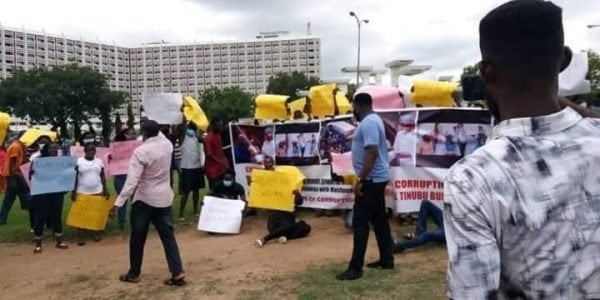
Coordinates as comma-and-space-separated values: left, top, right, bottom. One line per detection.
223, 180, 233, 187
186, 129, 195, 137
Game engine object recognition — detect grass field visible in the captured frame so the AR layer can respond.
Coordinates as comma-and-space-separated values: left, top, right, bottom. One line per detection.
0, 176, 204, 242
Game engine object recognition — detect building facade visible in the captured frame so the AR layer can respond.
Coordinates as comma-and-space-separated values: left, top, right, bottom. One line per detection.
0, 26, 321, 119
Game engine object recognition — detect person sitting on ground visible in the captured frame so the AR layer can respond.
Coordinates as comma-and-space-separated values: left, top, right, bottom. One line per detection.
210, 173, 245, 202
254, 190, 311, 248
393, 200, 445, 253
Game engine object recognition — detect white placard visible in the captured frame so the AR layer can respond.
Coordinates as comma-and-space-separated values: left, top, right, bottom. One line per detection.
142, 92, 183, 124
197, 196, 245, 234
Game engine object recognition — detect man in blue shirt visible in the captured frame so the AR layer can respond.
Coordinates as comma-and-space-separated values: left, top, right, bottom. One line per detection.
336, 93, 394, 281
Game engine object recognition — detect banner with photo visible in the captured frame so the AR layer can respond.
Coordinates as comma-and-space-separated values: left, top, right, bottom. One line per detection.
230, 108, 491, 213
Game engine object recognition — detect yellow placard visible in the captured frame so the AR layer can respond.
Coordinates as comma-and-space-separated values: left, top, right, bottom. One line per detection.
274, 166, 305, 191
183, 96, 209, 132
309, 84, 336, 118
410, 80, 458, 107
19, 128, 58, 147
249, 169, 297, 212
254, 94, 289, 120
66, 194, 114, 231
288, 97, 307, 120
335, 92, 352, 115
0, 112, 10, 146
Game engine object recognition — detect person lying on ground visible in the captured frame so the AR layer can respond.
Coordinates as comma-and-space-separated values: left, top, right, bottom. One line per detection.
254, 190, 311, 248
394, 200, 445, 254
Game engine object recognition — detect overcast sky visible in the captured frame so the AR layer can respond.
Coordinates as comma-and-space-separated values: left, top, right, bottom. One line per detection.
1, 0, 599, 81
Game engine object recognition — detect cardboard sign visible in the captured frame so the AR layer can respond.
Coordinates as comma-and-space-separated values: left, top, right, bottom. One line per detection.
66, 194, 114, 231
410, 80, 457, 107
249, 169, 297, 212
309, 84, 336, 118
183, 96, 209, 131
197, 196, 245, 234
108, 140, 142, 176
30, 156, 77, 195
356, 85, 405, 110
331, 152, 354, 175
0, 112, 10, 146
142, 92, 183, 124
254, 94, 289, 120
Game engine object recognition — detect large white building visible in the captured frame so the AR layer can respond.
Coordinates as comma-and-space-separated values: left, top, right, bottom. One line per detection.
0, 26, 321, 121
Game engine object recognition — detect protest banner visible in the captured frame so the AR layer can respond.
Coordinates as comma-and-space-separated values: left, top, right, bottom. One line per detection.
249, 169, 296, 212
254, 95, 289, 120
108, 140, 142, 175
231, 107, 492, 213
197, 196, 245, 234
274, 122, 321, 166
66, 194, 114, 231
30, 156, 77, 195
142, 92, 183, 124
20, 162, 31, 187
183, 96, 209, 131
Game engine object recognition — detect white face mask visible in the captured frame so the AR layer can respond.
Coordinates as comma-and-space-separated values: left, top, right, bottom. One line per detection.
223, 180, 233, 187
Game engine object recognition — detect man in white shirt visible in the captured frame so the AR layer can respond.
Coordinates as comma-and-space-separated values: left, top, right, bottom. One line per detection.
112, 120, 186, 286
444, 1, 600, 298
392, 112, 416, 166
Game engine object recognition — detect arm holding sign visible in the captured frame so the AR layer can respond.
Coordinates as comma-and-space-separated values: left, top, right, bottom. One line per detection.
72, 166, 79, 202
100, 167, 109, 199
113, 151, 144, 210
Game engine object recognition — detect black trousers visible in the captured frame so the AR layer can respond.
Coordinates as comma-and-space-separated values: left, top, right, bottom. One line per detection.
263, 220, 311, 242
348, 181, 394, 272
0, 175, 31, 226
128, 201, 184, 278
32, 193, 64, 239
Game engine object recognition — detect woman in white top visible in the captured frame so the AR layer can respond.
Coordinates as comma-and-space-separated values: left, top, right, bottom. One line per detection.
72, 143, 108, 246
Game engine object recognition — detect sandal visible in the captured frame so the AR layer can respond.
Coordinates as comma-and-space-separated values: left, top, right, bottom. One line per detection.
92, 235, 102, 242
33, 245, 42, 254
119, 274, 140, 283
164, 275, 186, 286
56, 241, 69, 249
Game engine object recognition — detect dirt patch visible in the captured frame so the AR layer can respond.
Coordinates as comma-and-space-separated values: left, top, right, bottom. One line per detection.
0, 216, 447, 299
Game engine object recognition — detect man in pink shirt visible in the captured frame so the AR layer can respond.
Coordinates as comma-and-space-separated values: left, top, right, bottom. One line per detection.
112, 120, 185, 286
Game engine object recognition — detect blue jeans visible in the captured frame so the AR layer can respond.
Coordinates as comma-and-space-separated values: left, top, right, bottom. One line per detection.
394, 200, 445, 252
114, 175, 128, 228
0, 175, 31, 226
128, 201, 184, 277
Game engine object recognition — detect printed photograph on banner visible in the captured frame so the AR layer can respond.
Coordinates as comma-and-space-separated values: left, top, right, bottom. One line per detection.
379, 111, 418, 167
416, 109, 492, 168
230, 124, 275, 165
319, 117, 356, 164
274, 122, 320, 166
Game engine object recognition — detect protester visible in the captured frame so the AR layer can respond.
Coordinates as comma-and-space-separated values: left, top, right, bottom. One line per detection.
30, 142, 69, 253
178, 122, 205, 221
210, 173, 245, 202
0, 131, 31, 227
60, 133, 71, 156
336, 93, 394, 281
393, 200, 444, 253
112, 128, 136, 229
254, 156, 311, 247
81, 122, 96, 145
444, 1, 600, 298
204, 118, 229, 191
73, 143, 109, 245
112, 120, 185, 286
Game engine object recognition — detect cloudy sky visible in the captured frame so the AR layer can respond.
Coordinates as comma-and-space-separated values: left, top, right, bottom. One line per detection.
1, 0, 599, 82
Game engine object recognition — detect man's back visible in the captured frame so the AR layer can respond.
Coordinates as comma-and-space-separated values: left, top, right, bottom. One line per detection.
444, 108, 600, 299
129, 133, 173, 207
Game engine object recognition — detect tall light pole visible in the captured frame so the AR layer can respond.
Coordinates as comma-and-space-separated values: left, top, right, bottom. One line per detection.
349, 11, 369, 87
588, 24, 600, 29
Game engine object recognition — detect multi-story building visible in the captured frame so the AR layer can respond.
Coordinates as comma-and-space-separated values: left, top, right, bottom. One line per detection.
0, 26, 321, 121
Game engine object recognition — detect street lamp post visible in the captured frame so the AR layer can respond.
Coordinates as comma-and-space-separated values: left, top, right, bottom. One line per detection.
588, 24, 600, 29
349, 11, 369, 87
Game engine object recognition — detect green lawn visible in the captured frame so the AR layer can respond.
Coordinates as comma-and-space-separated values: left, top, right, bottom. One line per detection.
0, 175, 204, 242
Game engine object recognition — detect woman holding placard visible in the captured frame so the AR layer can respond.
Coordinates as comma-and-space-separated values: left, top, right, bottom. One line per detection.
72, 143, 109, 246
30, 142, 69, 253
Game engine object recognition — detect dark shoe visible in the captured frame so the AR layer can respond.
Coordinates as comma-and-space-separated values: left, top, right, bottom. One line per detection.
366, 261, 395, 269
336, 269, 363, 281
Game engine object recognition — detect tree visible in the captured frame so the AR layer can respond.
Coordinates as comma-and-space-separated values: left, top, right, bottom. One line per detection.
460, 63, 479, 80
199, 86, 253, 122
266, 71, 321, 99
0, 64, 126, 141
126, 102, 135, 130
588, 50, 600, 100
346, 83, 357, 100
114, 111, 123, 136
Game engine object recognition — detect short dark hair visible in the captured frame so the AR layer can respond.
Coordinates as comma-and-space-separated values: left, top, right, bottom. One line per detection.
480, 0, 564, 82
142, 119, 160, 138
353, 93, 373, 108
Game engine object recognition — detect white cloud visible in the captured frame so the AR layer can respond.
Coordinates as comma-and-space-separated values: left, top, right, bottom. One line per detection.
1, 0, 598, 80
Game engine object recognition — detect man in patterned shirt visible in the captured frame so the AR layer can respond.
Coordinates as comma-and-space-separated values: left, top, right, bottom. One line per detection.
444, 1, 600, 299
